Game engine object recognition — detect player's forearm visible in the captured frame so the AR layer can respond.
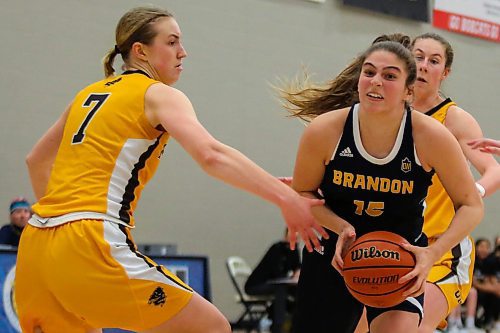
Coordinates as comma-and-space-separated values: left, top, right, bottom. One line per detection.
299, 191, 350, 234
477, 164, 500, 197
198, 142, 296, 207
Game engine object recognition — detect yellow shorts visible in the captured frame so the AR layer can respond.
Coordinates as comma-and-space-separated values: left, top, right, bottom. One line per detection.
15, 219, 193, 333
427, 236, 475, 328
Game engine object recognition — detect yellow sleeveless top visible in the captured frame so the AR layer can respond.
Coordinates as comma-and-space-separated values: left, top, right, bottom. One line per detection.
422, 98, 457, 238
32, 71, 169, 226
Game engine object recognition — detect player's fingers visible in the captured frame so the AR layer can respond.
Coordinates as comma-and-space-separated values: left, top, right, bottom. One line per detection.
482, 147, 500, 154
314, 223, 329, 240
300, 232, 314, 253
415, 278, 426, 295
304, 226, 322, 250
399, 268, 417, 284
309, 198, 325, 207
332, 254, 343, 274
400, 242, 417, 254
403, 276, 425, 297
277, 176, 293, 186
467, 139, 480, 147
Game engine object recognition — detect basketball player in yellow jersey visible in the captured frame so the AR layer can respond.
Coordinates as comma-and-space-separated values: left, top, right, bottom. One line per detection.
15, 7, 328, 333
410, 33, 500, 333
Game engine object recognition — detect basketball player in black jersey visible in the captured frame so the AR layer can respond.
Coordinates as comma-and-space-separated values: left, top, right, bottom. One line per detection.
277, 41, 483, 333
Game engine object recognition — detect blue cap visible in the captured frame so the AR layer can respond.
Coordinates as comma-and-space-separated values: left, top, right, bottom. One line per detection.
9, 197, 30, 214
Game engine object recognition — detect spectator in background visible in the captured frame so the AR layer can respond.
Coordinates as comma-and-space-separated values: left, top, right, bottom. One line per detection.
245, 229, 300, 332
478, 240, 500, 332
0, 197, 31, 247
447, 238, 491, 332
245, 229, 300, 296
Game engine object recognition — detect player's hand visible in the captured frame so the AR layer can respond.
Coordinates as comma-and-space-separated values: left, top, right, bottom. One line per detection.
332, 225, 356, 274
399, 243, 435, 297
467, 138, 500, 156
277, 176, 293, 187
280, 194, 328, 252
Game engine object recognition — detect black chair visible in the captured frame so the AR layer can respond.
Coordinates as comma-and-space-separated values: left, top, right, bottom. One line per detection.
226, 256, 273, 332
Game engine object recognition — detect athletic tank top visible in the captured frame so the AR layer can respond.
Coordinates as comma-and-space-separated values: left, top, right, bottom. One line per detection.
422, 98, 457, 238
32, 71, 169, 226
319, 104, 434, 250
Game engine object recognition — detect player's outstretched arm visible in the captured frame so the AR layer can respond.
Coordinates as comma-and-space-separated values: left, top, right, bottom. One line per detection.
145, 83, 328, 251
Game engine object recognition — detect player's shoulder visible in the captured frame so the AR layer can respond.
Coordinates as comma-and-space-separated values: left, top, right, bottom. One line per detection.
411, 110, 448, 135
445, 104, 480, 132
147, 82, 187, 99
308, 107, 350, 131
412, 110, 457, 150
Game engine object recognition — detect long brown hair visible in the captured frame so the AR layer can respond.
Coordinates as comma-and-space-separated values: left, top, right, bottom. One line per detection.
278, 40, 416, 122
103, 6, 173, 77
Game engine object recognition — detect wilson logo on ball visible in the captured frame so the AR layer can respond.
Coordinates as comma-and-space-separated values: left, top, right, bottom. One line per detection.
342, 231, 416, 308
350, 246, 400, 262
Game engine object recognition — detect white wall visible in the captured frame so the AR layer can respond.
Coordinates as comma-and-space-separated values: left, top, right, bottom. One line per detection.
1, 0, 498, 320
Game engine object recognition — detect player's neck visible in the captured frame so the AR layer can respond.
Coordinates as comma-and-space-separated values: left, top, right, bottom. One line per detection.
412, 93, 444, 113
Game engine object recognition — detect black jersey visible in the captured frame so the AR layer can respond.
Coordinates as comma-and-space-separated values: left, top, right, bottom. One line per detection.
320, 104, 434, 245
294, 104, 433, 333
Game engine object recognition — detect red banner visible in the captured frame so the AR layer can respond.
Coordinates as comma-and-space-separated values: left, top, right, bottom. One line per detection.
434, 9, 500, 42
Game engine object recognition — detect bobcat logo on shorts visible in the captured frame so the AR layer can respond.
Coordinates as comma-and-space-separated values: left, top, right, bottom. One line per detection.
148, 286, 166, 307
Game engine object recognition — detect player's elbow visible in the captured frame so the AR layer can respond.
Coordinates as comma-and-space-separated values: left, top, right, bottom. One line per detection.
195, 142, 226, 172
26, 150, 37, 170
469, 199, 484, 229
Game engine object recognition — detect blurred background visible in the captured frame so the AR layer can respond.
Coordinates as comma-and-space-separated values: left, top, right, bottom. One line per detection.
0, 0, 498, 323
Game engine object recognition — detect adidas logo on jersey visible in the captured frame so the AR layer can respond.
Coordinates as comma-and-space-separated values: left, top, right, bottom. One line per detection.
339, 147, 354, 157
314, 245, 325, 255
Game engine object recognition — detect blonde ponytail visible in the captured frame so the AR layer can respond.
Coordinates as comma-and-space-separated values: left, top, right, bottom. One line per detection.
103, 46, 120, 78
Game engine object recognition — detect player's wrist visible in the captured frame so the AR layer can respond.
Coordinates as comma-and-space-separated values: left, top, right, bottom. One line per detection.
475, 182, 486, 198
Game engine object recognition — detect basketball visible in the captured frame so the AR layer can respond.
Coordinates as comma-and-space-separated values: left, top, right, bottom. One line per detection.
342, 231, 416, 308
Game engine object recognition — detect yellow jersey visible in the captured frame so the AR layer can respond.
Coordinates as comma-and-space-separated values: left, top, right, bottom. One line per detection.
32, 71, 169, 226
422, 98, 457, 238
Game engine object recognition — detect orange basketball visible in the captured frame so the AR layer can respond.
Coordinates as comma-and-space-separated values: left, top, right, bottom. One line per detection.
342, 231, 416, 308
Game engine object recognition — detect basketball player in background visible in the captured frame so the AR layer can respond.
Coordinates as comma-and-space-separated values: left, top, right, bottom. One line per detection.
278, 40, 483, 333
409, 33, 500, 333
15, 6, 328, 333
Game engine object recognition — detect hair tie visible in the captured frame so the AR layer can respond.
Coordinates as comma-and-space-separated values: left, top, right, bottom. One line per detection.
114, 45, 121, 54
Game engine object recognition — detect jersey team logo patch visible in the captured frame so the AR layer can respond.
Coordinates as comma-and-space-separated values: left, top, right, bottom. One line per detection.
148, 286, 166, 307
401, 157, 411, 173
339, 147, 354, 157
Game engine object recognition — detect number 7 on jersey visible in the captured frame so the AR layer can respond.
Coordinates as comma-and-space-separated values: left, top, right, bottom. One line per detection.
72, 93, 110, 144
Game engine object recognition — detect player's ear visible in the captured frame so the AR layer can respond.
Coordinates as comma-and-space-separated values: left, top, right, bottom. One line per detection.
404, 85, 414, 105
131, 42, 148, 61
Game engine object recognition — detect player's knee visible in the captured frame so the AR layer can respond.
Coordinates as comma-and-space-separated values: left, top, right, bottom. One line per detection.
197, 316, 232, 333
211, 316, 231, 333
